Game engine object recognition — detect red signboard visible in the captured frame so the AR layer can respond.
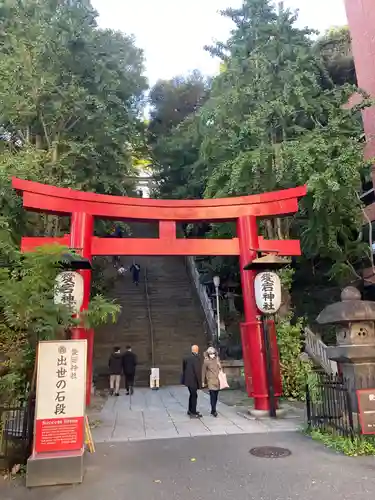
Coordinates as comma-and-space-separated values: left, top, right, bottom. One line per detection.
357, 389, 375, 435
34, 340, 87, 454
34, 417, 85, 453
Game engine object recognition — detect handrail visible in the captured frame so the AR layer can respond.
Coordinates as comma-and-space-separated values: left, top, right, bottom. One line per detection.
144, 267, 155, 367
304, 327, 338, 375
186, 256, 216, 339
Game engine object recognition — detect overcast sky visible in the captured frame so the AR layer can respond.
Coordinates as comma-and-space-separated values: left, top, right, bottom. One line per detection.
91, 0, 348, 84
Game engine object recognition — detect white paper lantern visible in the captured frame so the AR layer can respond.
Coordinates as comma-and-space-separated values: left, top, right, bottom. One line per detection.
254, 271, 282, 315
54, 271, 84, 314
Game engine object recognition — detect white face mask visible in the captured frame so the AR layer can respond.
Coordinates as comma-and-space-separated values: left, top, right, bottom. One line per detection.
208, 354, 215, 359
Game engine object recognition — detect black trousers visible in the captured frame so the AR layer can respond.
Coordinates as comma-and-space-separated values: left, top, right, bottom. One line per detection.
209, 390, 219, 413
132, 271, 140, 284
125, 373, 135, 392
188, 387, 198, 414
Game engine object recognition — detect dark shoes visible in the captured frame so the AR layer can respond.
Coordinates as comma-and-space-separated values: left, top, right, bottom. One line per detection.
115, 393, 119, 397
211, 411, 218, 418
109, 389, 114, 396
188, 411, 202, 419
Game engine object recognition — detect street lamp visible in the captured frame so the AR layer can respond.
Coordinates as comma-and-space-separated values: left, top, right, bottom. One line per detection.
213, 275, 221, 343
244, 252, 290, 418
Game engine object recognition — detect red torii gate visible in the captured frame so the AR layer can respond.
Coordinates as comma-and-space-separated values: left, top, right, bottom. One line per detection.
12, 176, 306, 410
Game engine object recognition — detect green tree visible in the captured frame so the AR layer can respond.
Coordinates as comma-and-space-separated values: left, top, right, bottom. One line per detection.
148, 71, 208, 141
0, 0, 147, 207
199, 0, 369, 281
152, 113, 207, 199
149, 1, 372, 390
315, 26, 356, 87
0, 220, 120, 402
148, 72, 210, 199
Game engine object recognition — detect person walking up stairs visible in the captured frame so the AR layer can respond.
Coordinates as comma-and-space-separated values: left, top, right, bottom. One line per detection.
108, 346, 123, 396
122, 345, 137, 395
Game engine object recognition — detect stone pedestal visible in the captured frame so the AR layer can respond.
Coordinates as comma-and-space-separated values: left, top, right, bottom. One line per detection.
327, 345, 375, 411
317, 287, 375, 413
26, 448, 84, 488
222, 359, 245, 389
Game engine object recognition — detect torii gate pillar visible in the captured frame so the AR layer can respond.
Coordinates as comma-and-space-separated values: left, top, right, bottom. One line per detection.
70, 212, 94, 406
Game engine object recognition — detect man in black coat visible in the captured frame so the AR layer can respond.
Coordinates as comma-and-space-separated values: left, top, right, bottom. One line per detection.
122, 345, 137, 395
108, 346, 123, 396
182, 345, 202, 418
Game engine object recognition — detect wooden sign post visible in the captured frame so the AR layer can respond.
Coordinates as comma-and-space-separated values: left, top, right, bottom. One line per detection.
85, 416, 95, 453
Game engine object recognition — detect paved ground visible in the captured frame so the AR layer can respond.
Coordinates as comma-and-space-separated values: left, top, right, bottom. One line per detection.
3, 432, 375, 500
90, 387, 302, 442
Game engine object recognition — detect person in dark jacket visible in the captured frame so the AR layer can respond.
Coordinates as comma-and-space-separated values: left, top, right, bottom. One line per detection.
130, 261, 141, 286
182, 345, 202, 418
122, 346, 137, 395
110, 225, 123, 268
108, 346, 123, 396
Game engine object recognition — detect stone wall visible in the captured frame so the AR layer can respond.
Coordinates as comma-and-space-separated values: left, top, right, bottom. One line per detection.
221, 360, 245, 389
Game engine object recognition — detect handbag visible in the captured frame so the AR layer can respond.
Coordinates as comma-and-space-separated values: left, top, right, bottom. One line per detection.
218, 370, 229, 390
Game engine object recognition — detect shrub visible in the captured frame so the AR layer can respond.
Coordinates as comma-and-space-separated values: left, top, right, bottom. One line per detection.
276, 316, 314, 400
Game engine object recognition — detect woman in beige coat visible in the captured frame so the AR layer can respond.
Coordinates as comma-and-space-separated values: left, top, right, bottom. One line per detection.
202, 347, 221, 417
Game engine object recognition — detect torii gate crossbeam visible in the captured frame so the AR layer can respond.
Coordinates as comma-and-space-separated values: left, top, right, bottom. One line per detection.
12, 177, 306, 410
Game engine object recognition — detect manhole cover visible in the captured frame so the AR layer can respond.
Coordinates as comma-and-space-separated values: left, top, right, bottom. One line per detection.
249, 446, 291, 458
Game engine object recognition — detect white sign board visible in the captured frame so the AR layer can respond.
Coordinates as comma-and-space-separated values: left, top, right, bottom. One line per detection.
34, 340, 87, 453
150, 367, 160, 389
254, 271, 281, 314
54, 271, 84, 314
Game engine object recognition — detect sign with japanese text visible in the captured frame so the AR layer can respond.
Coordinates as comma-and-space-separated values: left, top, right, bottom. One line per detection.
254, 272, 281, 315
54, 271, 84, 314
34, 340, 87, 453
357, 389, 375, 435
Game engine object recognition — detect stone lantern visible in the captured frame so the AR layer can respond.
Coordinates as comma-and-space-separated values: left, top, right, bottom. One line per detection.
316, 286, 375, 411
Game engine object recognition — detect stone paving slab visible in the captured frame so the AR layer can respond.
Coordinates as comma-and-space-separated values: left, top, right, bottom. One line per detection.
91, 386, 302, 443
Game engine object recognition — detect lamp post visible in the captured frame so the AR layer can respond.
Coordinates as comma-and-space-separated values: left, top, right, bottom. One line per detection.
244, 252, 289, 418
213, 275, 221, 343
59, 252, 93, 406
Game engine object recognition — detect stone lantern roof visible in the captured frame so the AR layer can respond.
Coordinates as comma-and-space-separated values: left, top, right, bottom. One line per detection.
316, 286, 375, 325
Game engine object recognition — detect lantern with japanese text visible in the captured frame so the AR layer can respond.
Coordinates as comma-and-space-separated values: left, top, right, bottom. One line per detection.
254, 272, 282, 315
54, 271, 84, 314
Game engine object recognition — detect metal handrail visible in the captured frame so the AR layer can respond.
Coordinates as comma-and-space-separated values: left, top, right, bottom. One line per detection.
304, 327, 338, 375
185, 256, 216, 339
144, 267, 155, 367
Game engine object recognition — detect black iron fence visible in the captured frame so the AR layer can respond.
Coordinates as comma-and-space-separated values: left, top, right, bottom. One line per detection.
306, 373, 355, 437
306, 373, 375, 438
0, 396, 35, 469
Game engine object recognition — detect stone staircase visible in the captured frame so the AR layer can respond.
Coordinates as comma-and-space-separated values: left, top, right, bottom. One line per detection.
93, 222, 208, 388
146, 256, 208, 385
93, 255, 152, 387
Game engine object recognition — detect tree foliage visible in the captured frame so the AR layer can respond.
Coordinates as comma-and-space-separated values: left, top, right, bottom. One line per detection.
276, 316, 313, 400
0, 221, 120, 402
148, 71, 210, 198
0, 0, 147, 232
149, 0, 370, 285
0, 0, 145, 401
314, 26, 356, 87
